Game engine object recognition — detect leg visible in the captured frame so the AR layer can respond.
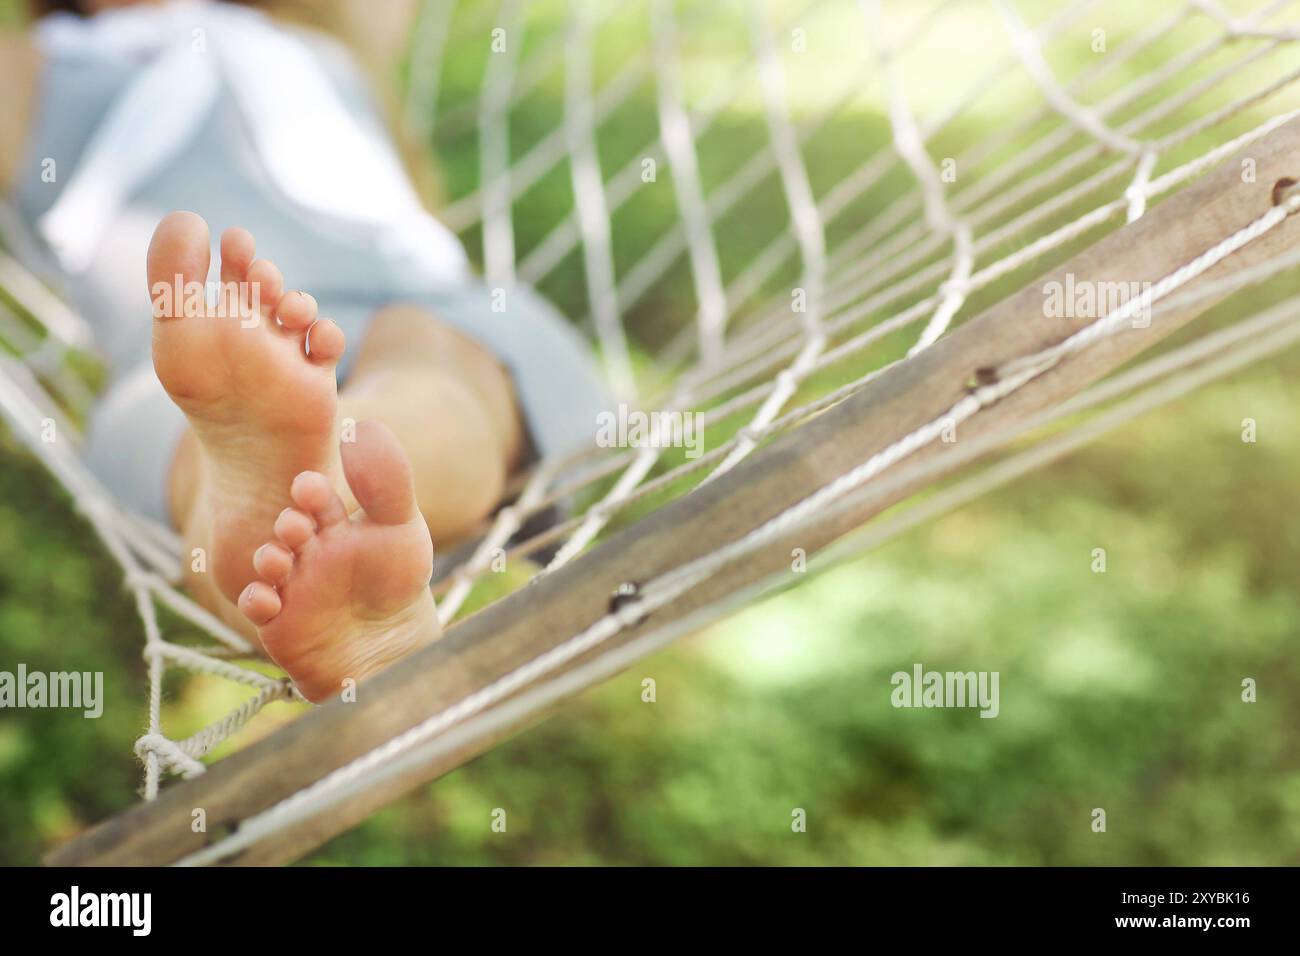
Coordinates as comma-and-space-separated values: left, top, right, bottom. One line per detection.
337, 303, 526, 542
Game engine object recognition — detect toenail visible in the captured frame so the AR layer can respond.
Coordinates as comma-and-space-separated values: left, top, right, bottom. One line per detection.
241, 583, 257, 604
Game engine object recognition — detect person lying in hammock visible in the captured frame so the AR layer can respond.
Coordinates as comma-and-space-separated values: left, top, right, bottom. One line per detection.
0, 0, 609, 700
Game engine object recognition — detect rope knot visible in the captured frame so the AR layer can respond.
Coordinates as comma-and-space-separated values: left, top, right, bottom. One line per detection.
134, 733, 206, 779
937, 277, 970, 301
141, 643, 165, 662
124, 569, 157, 592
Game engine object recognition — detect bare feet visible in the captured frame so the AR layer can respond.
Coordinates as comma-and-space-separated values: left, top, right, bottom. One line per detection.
237, 421, 441, 702
148, 211, 345, 605
150, 211, 440, 697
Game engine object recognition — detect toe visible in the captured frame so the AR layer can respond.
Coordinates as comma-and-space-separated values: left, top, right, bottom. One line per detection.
275, 290, 318, 332
291, 471, 348, 527
239, 581, 282, 625
253, 542, 294, 585
341, 420, 420, 525
219, 227, 255, 283
274, 507, 316, 551
305, 318, 346, 365
147, 211, 211, 320
245, 259, 284, 323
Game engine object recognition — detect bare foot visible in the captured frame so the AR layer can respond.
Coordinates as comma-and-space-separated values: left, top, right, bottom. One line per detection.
237, 420, 441, 702
148, 211, 345, 605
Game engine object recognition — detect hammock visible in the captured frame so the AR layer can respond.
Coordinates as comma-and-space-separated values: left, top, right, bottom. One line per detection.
2, 0, 1300, 865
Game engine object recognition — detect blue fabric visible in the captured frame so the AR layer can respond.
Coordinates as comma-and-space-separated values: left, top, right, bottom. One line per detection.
11, 19, 609, 523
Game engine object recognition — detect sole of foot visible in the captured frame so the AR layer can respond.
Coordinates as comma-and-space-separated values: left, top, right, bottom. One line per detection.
148, 210, 346, 606
238, 420, 441, 702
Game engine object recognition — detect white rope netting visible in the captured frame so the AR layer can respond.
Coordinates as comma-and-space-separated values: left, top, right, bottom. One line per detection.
2, 0, 1300, 854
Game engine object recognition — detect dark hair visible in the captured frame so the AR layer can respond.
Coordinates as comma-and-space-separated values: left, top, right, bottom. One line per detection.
28, 0, 84, 14
28, 1, 253, 18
